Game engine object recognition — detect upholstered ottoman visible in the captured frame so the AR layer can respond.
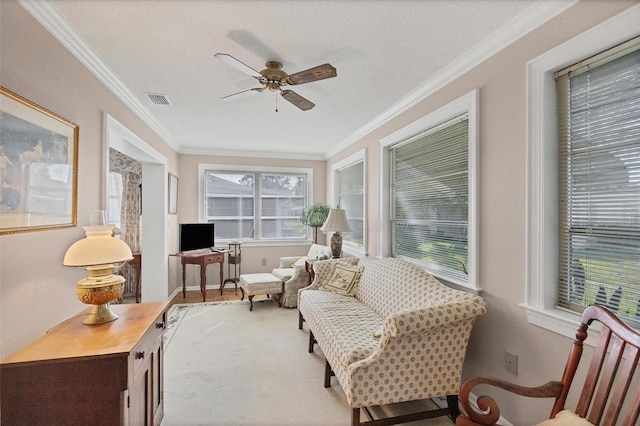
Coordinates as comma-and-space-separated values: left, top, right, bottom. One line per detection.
239, 273, 283, 311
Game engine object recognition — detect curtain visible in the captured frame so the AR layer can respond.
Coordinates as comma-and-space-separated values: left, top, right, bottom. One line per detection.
109, 148, 141, 298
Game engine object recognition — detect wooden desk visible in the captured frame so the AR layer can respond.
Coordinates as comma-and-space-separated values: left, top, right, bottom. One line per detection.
175, 251, 228, 301
1, 302, 167, 426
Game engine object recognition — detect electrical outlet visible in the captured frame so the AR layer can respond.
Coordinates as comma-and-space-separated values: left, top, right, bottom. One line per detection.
261, 258, 267, 266
505, 352, 518, 375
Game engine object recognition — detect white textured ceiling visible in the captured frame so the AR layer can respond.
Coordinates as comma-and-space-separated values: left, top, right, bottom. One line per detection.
37, 0, 544, 159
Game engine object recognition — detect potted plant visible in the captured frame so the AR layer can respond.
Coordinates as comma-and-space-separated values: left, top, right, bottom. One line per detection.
300, 203, 330, 244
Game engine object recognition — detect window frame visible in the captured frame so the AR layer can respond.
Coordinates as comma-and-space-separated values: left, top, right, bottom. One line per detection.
198, 163, 314, 246
330, 149, 367, 258
524, 5, 640, 338
379, 89, 479, 291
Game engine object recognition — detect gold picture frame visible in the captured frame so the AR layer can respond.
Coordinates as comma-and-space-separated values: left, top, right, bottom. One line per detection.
168, 172, 178, 215
0, 87, 79, 235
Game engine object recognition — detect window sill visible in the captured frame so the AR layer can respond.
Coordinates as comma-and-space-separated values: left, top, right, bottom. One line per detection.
520, 303, 608, 347
342, 245, 366, 258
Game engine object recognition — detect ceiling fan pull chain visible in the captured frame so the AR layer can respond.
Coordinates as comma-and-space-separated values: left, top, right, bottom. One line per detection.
275, 92, 278, 112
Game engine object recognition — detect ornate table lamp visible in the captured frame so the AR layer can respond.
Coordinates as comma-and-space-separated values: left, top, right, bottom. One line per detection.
320, 208, 352, 258
63, 224, 133, 325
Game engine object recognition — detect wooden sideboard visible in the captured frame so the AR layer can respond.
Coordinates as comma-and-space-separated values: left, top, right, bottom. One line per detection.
0, 302, 168, 426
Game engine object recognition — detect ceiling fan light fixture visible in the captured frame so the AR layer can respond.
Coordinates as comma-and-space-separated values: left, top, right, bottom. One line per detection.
215, 53, 335, 111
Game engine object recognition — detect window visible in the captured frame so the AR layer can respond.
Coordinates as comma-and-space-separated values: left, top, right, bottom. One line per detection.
199, 165, 312, 243
332, 150, 366, 256
525, 6, 639, 337
380, 90, 478, 290
107, 172, 123, 229
556, 39, 640, 325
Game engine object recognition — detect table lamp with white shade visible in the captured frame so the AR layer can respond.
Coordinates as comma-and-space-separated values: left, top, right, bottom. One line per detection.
320, 208, 352, 258
63, 211, 133, 325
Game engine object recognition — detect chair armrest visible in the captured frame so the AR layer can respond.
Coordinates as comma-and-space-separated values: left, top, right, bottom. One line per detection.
385, 298, 487, 338
457, 376, 563, 426
279, 256, 303, 268
287, 262, 308, 281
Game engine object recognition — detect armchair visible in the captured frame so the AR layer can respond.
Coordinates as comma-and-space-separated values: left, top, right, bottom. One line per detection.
457, 305, 640, 426
272, 244, 331, 308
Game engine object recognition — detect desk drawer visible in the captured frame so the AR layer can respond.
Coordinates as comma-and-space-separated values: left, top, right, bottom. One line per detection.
204, 253, 223, 263
132, 310, 166, 373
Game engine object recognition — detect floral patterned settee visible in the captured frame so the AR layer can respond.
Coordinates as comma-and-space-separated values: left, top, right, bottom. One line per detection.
298, 257, 487, 426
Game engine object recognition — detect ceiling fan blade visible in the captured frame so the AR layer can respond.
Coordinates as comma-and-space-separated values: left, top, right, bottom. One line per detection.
287, 63, 337, 85
221, 88, 264, 101
214, 53, 262, 79
281, 90, 315, 111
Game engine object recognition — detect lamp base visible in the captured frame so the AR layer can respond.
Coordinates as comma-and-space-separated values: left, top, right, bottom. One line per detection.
330, 232, 342, 258
83, 303, 119, 325
75, 270, 125, 326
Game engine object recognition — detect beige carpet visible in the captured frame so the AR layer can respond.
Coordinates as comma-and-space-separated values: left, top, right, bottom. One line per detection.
162, 300, 455, 426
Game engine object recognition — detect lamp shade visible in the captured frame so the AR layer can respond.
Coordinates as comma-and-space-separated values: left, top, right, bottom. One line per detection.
320, 208, 352, 233
63, 225, 133, 267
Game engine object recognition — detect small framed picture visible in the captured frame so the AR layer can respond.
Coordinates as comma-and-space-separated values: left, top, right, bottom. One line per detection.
168, 172, 178, 215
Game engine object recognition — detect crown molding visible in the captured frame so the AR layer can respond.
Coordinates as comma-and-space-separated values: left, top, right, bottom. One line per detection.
179, 146, 325, 161
18, 0, 181, 152
324, 0, 579, 160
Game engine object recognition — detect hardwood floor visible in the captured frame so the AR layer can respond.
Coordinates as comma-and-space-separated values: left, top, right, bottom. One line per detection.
166, 286, 273, 311
125, 285, 269, 311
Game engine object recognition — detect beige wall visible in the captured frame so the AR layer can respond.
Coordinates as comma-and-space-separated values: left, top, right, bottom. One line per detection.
0, 1, 179, 358
324, 1, 637, 424
173, 154, 327, 295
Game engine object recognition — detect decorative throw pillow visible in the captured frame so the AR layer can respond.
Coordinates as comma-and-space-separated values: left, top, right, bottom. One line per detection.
321, 263, 363, 296
316, 258, 358, 288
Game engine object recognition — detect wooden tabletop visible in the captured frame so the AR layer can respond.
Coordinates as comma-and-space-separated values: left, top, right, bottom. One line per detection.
1, 301, 167, 365
170, 249, 229, 258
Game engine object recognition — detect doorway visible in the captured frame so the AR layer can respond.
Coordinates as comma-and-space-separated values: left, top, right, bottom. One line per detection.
103, 113, 168, 302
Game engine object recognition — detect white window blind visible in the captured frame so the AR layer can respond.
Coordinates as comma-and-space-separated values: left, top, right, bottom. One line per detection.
555, 37, 640, 324
391, 115, 469, 283
337, 161, 364, 248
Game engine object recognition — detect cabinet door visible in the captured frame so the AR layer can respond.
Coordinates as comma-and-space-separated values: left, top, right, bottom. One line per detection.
130, 330, 164, 426
130, 355, 151, 426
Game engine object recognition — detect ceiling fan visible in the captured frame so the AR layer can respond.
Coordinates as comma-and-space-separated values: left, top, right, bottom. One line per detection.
214, 53, 337, 111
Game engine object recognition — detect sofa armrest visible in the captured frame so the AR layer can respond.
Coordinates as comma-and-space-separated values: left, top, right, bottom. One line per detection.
346, 297, 488, 397
384, 297, 487, 338
279, 256, 304, 268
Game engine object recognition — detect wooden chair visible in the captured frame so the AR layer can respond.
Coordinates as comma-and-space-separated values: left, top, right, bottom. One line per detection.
457, 305, 640, 426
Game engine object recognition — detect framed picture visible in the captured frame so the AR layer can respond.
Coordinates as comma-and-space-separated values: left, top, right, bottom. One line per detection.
168, 172, 178, 215
0, 87, 79, 235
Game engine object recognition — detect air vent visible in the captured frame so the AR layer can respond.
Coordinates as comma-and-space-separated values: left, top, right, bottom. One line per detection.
147, 93, 171, 105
